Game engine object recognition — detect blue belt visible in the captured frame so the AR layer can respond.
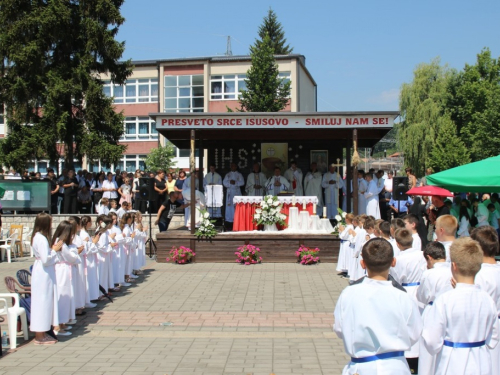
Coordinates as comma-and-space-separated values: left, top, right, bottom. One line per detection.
443, 340, 486, 348
402, 282, 420, 287
428, 301, 433, 305
351, 351, 404, 363
340, 240, 348, 243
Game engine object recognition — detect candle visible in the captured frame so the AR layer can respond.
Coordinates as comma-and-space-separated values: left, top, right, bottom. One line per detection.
323, 207, 327, 218
302, 200, 306, 210
313, 203, 317, 215
292, 196, 296, 206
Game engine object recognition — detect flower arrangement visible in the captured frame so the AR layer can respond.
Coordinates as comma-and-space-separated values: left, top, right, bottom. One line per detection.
235, 244, 262, 265
166, 246, 196, 264
296, 245, 320, 265
194, 209, 218, 240
332, 208, 348, 235
253, 195, 287, 226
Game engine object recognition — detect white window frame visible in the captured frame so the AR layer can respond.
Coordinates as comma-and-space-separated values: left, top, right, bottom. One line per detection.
121, 116, 158, 141
164, 75, 204, 113
103, 78, 158, 104
117, 154, 147, 173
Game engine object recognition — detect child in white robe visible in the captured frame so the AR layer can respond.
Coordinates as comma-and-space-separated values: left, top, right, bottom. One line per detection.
422, 237, 499, 375
349, 216, 367, 282
96, 215, 114, 296
109, 212, 127, 288
133, 212, 147, 271
97, 198, 110, 215
471, 226, 500, 374
80, 216, 100, 304
417, 242, 453, 375
403, 213, 422, 251
346, 216, 359, 279
352, 217, 376, 281
435, 215, 458, 262
30, 213, 63, 345
337, 213, 354, 275
121, 213, 136, 282
389, 218, 405, 257
334, 237, 422, 375
68, 217, 86, 314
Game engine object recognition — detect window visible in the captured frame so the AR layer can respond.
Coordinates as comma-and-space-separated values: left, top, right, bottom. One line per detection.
210, 74, 247, 100
121, 117, 158, 141
164, 75, 204, 112
117, 155, 148, 172
103, 78, 158, 104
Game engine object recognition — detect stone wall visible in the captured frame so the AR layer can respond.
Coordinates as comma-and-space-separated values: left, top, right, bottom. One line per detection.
1, 213, 185, 239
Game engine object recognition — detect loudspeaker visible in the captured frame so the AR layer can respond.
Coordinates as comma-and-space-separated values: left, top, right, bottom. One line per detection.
138, 177, 156, 201
392, 177, 409, 201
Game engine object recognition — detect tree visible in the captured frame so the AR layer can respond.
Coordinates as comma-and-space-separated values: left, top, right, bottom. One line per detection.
448, 48, 500, 162
238, 34, 291, 112
428, 116, 470, 172
144, 143, 177, 172
398, 59, 453, 177
0, 0, 132, 171
252, 8, 293, 55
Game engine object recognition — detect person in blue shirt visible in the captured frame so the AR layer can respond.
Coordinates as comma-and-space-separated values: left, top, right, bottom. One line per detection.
389, 195, 414, 219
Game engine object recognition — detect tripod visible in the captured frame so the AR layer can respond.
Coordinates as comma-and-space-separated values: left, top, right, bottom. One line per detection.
145, 200, 157, 259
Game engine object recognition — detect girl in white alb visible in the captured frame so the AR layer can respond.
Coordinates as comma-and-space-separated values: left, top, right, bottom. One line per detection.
96, 216, 114, 295
121, 213, 136, 282
80, 216, 100, 303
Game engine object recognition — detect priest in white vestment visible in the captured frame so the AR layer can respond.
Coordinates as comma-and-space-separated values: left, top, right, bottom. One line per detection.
183, 171, 207, 225
322, 165, 344, 219
364, 174, 381, 219
223, 163, 244, 223
205, 165, 222, 218
265, 167, 290, 196
284, 162, 304, 196
304, 162, 324, 214
245, 162, 267, 197
184, 188, 206, 229
352, 170, 368, 215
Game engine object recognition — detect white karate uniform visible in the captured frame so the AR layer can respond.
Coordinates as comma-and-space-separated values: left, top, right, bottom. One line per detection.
223, 171, 244, 222
322, 172, 344, 219
475, 263, 500, 375
284, 167, 304, 196
337, 224, 353, 273
30, 233, 59, 331
422, 284, 499, 375
417, 262, 453, 375
412, 233, 422, 251
334, 277, 422, 375
364, 179, 380, 219
245, 172, 267, 197
304, 171, 324, 213
350, 227, 367, 281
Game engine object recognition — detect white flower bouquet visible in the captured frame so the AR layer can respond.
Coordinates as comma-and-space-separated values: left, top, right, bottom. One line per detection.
253, 195, 287, 226
194, 209, 218, 240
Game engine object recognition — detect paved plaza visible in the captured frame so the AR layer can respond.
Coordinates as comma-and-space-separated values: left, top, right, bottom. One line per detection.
0, 257, 350, 375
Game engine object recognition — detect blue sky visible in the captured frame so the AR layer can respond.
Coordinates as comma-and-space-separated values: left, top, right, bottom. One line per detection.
117, 0, 500, 112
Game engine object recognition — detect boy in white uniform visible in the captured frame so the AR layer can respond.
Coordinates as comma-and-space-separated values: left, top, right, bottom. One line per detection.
337, 213, 355, 276
404, 213, 422, 251
389, 218, 405, 257
334, 237, 422, 375
417, 242, 453, 374
471, 226, 500, 374
351, 217, 377, 281
422, 237, 499, 375
349, 215, 367, 282
435, 215, 458, 262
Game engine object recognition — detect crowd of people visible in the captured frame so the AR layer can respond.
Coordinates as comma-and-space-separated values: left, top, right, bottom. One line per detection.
334, 208, 500, 374
29, 211, 147, 345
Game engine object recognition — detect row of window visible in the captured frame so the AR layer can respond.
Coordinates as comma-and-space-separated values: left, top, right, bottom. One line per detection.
103, 78, 159, 103
121, 117, 158, 141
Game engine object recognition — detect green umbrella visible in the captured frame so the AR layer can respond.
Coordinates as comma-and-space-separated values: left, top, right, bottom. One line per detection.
427, 155, 500, 193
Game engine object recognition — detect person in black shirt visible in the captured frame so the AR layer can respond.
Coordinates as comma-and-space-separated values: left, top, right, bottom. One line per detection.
45, 168, 60, 214
154, 191, 188, 232
62, 169, 79, 214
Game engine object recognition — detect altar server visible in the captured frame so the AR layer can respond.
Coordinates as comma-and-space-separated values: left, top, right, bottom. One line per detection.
245, 162, 267, 197
205, 164, 223, 217
284, 162, 304, 196
265, 166, 290, 196
417, 242, 453, 375
30, 213, 63, 345
364, 173, 381, 219
322, 165, 344, 219
304, 163, 324, 213
471, 226, 500, 374
223, 163, 245, 223
334, 238, 422, 375
422, 238, 499, 375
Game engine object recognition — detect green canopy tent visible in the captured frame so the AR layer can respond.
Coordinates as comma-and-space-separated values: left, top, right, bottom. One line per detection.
427, 155, 500, 193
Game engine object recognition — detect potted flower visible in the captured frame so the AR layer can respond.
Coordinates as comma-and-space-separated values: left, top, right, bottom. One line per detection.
235, 244, 262, 265
166, 246, 196, 264
253, 195, 287, 231
195, 209, 218, 240
296, 245, 320, 265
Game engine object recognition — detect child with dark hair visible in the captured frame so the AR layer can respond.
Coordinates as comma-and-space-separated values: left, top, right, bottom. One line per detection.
337, 213, 355, 277
352, 217, 376, 281
349, 215, 367, 282
422, 237, 499, 374
389, 218, 406, 257
96, 215, 115, 297
334, 238, 422, 374
80, 216, 100, 304
404, 213, 422, 251
417, 242, 453, 375
472, 226, 500, 374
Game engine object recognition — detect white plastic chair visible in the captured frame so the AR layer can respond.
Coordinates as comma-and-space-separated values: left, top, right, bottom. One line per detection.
22, 228, 33, 257
0, 293, 29, 349
0, 232, 19, 263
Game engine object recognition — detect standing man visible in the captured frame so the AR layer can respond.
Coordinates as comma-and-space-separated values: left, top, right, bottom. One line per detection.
205, 164, 222, 218
322, 165, 344, 219
304, 162, 324, 214
45, 168, 60, 215
364, 173, 381, 219
265, 167, 290, 196
376, 170, 387, 220
355, 170, 368, 215
223, 163, 244, 224
245, 162, 267, 197
284, 162, 304, 196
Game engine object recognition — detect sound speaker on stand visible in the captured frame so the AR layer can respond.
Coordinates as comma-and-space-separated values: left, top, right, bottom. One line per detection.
392, 177, 409, 201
